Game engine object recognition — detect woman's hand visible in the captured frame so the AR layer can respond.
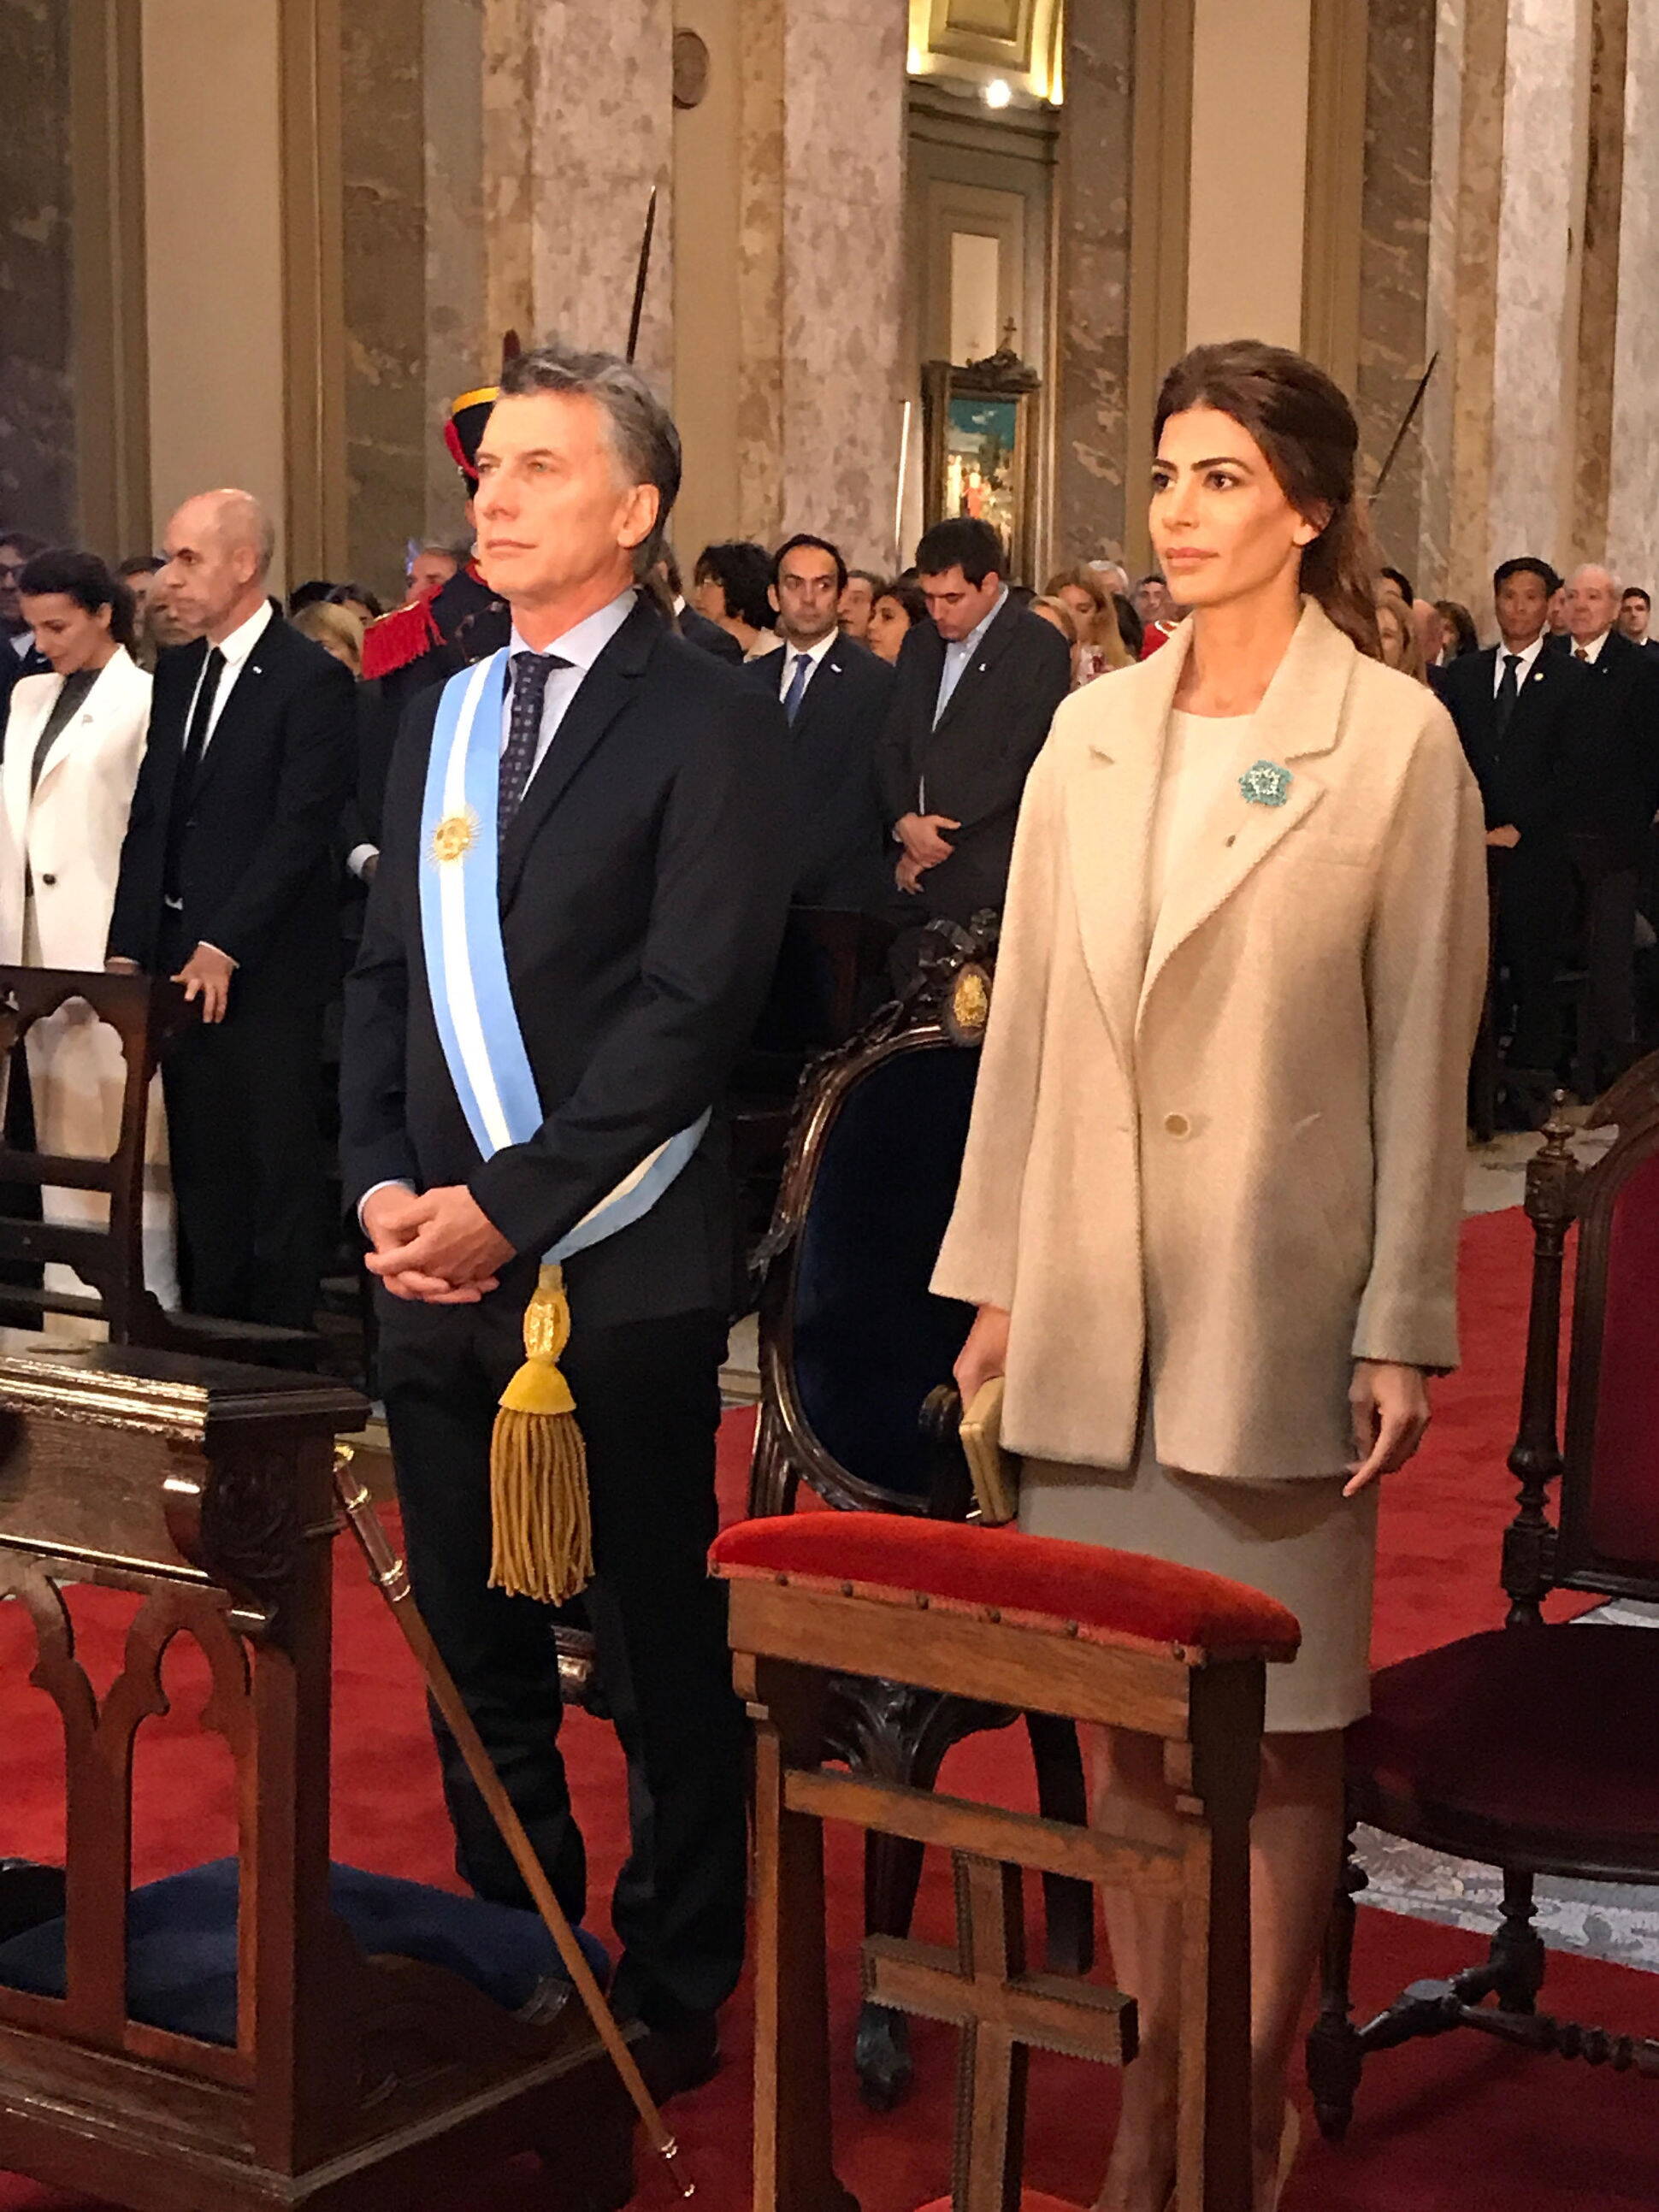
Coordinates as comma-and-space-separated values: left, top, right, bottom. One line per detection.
1345, 1360, 1431, 1495
955, 1303, 1011, 1408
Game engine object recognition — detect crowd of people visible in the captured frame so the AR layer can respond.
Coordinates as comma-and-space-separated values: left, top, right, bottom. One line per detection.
1, 395, 1654, 1352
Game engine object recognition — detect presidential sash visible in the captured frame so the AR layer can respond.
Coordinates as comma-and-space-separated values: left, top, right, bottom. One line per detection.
419, 649, 711, 1601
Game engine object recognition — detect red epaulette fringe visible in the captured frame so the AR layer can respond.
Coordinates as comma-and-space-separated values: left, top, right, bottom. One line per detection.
361, 594, 444, 681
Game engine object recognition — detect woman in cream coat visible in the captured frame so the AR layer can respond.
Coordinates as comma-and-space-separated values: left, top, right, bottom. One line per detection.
0, 550, 178, 1320
942, 342, 1487, 2212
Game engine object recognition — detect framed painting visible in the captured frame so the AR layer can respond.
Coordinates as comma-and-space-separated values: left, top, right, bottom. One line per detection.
921, 346, 1041, 583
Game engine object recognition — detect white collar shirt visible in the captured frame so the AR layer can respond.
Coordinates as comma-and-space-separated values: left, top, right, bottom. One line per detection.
1493, 632, 1548, 694
504, 587, 637, 778
9, 632, 30, 662
186, 599, 275, 757
933, 585, 1008, 728
776, 627, 839, 705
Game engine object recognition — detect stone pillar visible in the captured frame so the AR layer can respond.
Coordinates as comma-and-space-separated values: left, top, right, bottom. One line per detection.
1354, 0, 1437, 585
1440, 0, 1510, 617
1050, 0, 1136, 566
1572, 0, 1628, 570
1488, 0, 1581, 570
526, 1, 676, 387
0, 1, 76, 538
341, 0, 428, 597
733, 0, 906, 567
1607, 0, 1659, 587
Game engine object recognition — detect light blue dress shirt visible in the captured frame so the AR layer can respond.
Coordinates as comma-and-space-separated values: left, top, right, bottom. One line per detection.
932, 584, 1008, 728
505, 586, 637, 775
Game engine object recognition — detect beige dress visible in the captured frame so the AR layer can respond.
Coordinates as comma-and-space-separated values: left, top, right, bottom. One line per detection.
1018, 709, 1378, 1734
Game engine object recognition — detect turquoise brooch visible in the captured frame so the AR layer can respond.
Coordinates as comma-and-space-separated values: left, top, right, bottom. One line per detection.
1238, 759, 1293, 808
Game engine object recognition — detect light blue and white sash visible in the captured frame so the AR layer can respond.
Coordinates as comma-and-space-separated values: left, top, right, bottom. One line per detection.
417, 649, 709, 1263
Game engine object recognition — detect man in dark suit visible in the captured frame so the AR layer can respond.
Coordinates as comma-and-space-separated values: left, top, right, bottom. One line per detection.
340, 346, 792, 2096
1439, 556, 1583, 1123
0, 532, 50, 733
877, 515, 1071, 933
106, 490, 352, 1328
1617, 585, 1659, 660
746, 531, 895, 910
1559, 564, 1659, 1088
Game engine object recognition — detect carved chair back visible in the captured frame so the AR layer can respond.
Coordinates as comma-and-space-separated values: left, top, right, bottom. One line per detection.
0, 969, 311, 1364
1512, 1063, 1659, 1615
750, 920, 995, 1519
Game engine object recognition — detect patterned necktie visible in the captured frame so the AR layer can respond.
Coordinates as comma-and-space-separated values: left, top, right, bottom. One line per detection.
782, 651, 813, 725
1493, 652, 1521, 739
499, 650, 568, 844
1573, 645, 1590, 662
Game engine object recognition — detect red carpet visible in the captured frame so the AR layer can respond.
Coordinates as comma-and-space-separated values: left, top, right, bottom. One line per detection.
1, 1211, 1650, 2210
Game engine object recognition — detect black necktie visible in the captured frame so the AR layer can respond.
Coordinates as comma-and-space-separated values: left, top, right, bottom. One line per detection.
499, 651, 567, 844
163, 646, 226, 900
180, 646, 227, 787
1493, 652, 1521, 740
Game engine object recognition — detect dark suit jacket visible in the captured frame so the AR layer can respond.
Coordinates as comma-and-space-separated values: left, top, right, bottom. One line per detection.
1557, 628, 1659, 856
340, 596, 794, 1329
108, 615, 354, 1006
747, 636, 896, 910
0, 636, 50, 741
877, 595, 1072, 924
678, 605, 745, 665
1437, 641, 1587, 842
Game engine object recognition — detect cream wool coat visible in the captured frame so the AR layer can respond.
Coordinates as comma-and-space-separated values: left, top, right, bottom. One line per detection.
932, 599, 1489, 1482
0, 649, 178, 1315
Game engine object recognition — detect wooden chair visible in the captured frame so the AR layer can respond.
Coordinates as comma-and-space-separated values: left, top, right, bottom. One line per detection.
749, 916, 1096, 2109
712, 1510, 1301, 2212
0, 1342, 635, 2211
1308, 1057, 1659, 2136
0, 967, 315, 1366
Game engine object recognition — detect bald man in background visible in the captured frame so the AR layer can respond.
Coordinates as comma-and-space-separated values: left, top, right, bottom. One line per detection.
108, 489, 352, 1330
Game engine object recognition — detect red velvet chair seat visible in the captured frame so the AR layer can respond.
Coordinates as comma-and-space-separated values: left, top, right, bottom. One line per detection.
1351, 1624, 1659, 1868
915, 2197, 1080, 2211
710, 1512, 1301, 1660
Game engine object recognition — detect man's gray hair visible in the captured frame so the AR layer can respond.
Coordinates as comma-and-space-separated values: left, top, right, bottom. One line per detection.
498, 344, 681, 576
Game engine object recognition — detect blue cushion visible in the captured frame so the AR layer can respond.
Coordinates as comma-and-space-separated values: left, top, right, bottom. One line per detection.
793, 1043, 979, 1498
0, 1859, 610, 2046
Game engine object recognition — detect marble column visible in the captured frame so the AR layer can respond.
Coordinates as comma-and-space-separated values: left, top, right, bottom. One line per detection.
1050, 0, 1135, 566
1607, 0, 1659, 588
1355, 0, 1437, 585
1567, 0, 1627, 569
1488, 0, 1581, 572
735, 0, 906, 568
1440, 0, 1509, 617
341, 0, 428, 597
423, 0, 487, 539
0, 1, 75, 538
526, 1, 676, 389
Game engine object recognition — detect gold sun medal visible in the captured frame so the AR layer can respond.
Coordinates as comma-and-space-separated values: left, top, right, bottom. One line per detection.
431, 808, 478, 865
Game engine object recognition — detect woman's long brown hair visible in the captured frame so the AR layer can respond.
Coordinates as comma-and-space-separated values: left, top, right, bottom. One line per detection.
1154, 340, 1383, 659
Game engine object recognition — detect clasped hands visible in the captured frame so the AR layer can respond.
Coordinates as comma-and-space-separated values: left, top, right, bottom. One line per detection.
894, 811, 960, 896
362, 1183, 515, 1305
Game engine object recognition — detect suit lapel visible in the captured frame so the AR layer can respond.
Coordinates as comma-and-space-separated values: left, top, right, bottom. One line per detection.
790, 646, 843, 741
1066, 626, 1188, 1078
189, 622, 281, 805
1137, 600, 1354, 1035
932, 595, 1020, 740
497, 599, 658, 911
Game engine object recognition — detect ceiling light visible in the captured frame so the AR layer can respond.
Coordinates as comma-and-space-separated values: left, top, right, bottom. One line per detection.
983, 78, 1012, 109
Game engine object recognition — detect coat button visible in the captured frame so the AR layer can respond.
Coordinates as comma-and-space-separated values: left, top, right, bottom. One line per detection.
1163, 1112, 1192, 1139
38, 874, 55, 888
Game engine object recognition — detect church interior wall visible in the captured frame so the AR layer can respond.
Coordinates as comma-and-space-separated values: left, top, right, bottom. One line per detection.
0, 2, 77, 542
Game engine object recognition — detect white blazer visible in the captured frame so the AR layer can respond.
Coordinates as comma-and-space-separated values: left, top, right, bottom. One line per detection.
0, 647, 153, 967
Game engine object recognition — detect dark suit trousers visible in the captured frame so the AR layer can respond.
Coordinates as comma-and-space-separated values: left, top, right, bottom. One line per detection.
158, 921, 329, 1330
379, 1283, 747, 2030
1492, 841, 1570, 1071
1566, 829, 1639, 1075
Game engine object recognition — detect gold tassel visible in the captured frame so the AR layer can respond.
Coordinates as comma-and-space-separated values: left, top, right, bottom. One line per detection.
489, 1262, 593, 1604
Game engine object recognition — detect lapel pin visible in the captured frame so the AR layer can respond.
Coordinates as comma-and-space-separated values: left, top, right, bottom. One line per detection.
1238, 759, 1293, 808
